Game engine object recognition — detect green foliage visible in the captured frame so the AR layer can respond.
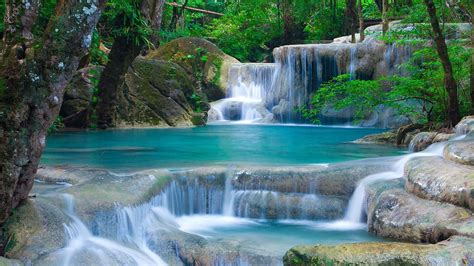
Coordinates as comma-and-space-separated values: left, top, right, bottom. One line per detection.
90, 30, 109, 65
0, 2, 4, 33
48, 116, 64, 133
304, 6, 345, 41
301, 41, 472, 125
205, 0, 280, 62
101, 0, 152, 47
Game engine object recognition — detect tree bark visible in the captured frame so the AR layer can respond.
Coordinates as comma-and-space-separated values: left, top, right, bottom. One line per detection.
382, 0, 389, 35
358, 0, 365, 42
282, 0, 295, 44
0, 0, 106, 224
96, 0, 165, 129
424, 0, 461, 125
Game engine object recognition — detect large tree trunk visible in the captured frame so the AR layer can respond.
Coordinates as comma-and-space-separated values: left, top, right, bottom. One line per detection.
0, 0, 106, 224
424, 0, 461, 125
96, 0, 165, 129
358, 0, 365, 42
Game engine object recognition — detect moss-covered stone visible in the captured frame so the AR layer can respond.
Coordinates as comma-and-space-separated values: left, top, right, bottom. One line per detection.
283, 236, 474, 266
147, 37, 239, 101
115, 58, 209, 127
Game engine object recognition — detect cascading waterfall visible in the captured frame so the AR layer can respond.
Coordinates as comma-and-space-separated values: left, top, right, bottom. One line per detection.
210, 63, 276, 123
59, 194, 167, 266
210, 39, 414, 125
342, 136, 464, 226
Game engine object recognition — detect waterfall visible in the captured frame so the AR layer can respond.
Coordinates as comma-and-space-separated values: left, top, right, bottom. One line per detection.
59, 194, 167, 266
209, 39, 416, 125
343, 140, 455, 225
348, 46, 358, 80
210, 63, 276, 123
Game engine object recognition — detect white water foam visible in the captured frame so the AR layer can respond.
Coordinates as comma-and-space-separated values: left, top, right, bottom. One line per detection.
58, 194, 167, 266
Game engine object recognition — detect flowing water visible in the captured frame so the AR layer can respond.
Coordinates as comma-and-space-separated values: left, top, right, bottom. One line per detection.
36, 125, 407, 265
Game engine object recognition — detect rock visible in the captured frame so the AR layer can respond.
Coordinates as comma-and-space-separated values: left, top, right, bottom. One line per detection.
353, 130, 397, 145
115, 58, 209, 127
147, 37, 239, 101
396, 123, 424, 145
405, 156, 474, 211
366, 179, 474, 243
408, 132, 438, 151
1, 199, 68, 264
0, 257, 22, 266
60, 66, 101, 128
283, 236, 474, 266
444, 139, 474, 166
455, 116, 474, 135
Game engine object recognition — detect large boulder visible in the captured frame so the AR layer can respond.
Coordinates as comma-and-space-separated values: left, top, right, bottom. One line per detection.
147, 37, 239, 101
455, 116, 474, 135
444, 139, 474, 166
283, 236, 474, 266
115, 58, 210, 127
405, 156, 474, 211
366, 179, 474, 243
60, 66, 102, 128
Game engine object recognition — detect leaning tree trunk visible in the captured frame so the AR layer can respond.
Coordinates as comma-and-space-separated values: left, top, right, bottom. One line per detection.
0, 0, 106, 224
96, 0, 165, 129
424, 0, 461, 125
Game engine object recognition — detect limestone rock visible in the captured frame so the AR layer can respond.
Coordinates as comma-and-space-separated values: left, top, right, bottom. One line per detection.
455, 116, 474, 135
366, 179, 474, 243
147, 37, 239, 101
405, 156, 474, 211
283, 236, 474, 266
408, 132, 438, 152
444, 139, 474, 166
352, 130, 397, 145
115, 58, 209, 127
60, 66, 101, 128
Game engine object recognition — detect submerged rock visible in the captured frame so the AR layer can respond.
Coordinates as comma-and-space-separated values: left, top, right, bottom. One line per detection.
405, 156, 474, 211
283, 236, 474, 266
353, 130, 397, 145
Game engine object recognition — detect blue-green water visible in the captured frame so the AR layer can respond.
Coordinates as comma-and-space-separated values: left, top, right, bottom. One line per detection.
43, 124, 402, 170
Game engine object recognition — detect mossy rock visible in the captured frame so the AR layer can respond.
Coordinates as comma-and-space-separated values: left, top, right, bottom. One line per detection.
283, 236, 474, 265
147, 37, 239, 101
116, 58, 209, 127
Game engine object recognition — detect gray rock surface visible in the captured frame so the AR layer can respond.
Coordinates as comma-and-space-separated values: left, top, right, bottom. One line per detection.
405, 156, 474, 211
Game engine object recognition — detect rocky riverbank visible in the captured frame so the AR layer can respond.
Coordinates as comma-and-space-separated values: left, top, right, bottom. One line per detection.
284, 117, 474, 265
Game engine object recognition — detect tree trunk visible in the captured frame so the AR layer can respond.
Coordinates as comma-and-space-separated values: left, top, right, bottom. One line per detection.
382, 0, 389, 35
424, 0, 461, 125
358, 0, 365, 42
96, 0, 165, 129
282, 0, 295, 44
0, 0, 106, 224
471, 2, 474, 114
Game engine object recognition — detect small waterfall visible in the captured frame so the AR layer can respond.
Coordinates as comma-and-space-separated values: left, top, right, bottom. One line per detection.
348, 46, 358, 80
210, 63, 276, 123
384, 43, 412, 75
343, 140, 451, 225
59, 194, 167, 266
